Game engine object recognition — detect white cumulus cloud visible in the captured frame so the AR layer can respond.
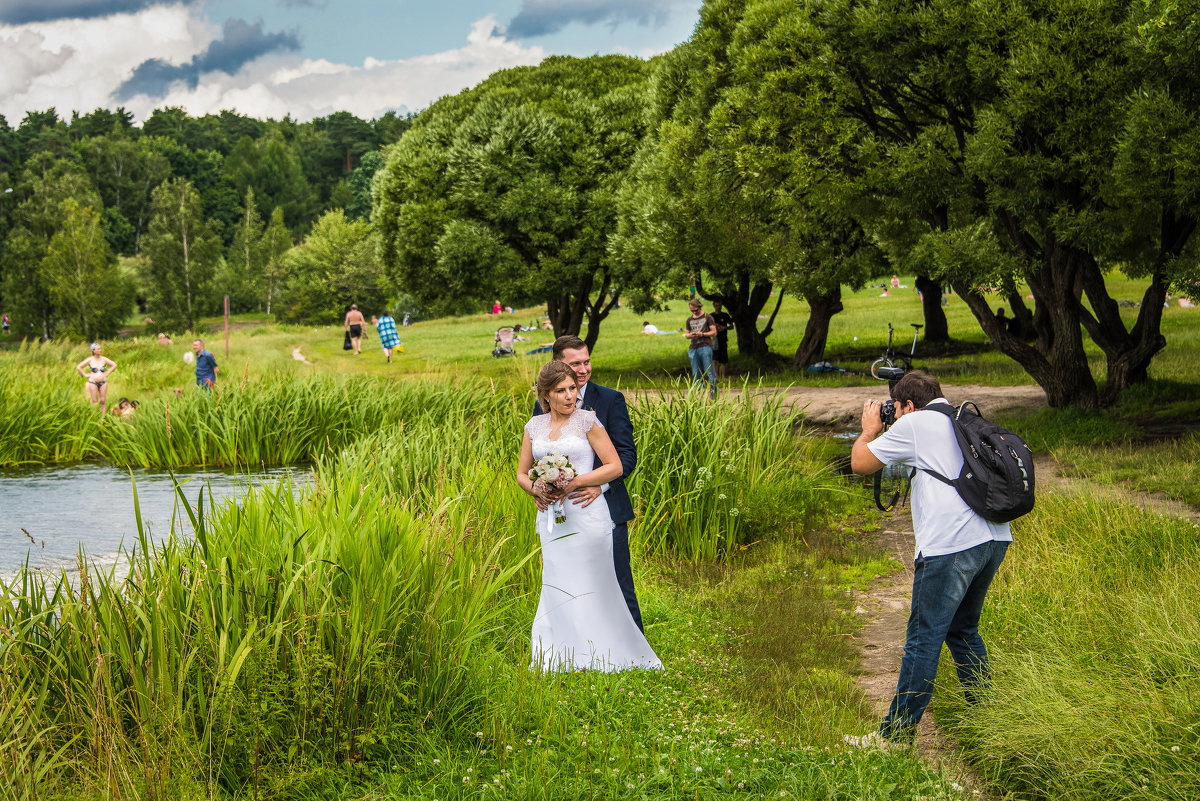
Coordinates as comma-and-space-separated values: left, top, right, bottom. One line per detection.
0, 6, 202, 121
0, 10, 546, 124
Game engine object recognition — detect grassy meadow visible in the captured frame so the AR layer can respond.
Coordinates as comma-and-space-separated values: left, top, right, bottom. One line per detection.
2, 272, 1200, 800
5, 268, 1199, 398
934, 492, 1200, 801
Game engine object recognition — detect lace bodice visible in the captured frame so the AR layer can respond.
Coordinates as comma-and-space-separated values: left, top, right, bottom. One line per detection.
525, 409, 602, 474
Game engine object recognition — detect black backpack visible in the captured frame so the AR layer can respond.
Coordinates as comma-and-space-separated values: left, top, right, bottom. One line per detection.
919, 402, 1035, 523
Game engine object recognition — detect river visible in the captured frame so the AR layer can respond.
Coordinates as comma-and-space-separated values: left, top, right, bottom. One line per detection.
0, 464, 309, 583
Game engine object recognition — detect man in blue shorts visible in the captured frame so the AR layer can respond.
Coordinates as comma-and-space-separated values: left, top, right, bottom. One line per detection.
193, 338, 218, 389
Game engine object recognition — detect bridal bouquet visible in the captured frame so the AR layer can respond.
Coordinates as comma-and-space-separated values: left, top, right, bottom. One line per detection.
529, 453, 576, 527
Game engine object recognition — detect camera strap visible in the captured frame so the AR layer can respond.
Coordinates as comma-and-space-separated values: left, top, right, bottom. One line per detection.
873, 467, 916, 512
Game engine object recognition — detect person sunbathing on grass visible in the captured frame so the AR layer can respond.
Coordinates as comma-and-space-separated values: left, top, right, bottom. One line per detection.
111, 398, 138, 418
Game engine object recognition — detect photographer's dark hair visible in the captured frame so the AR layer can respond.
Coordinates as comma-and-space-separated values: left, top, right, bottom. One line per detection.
890, 370, 942, 409
552, 335, 587, 360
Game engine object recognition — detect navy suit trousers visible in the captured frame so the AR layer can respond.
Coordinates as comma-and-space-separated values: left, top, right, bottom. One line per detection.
612, 520, 643, 631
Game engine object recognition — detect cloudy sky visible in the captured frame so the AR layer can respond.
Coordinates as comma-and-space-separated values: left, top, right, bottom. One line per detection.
0, 0, 701, 124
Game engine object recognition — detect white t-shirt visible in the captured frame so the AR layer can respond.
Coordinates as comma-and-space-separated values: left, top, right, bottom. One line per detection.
866, 398, 1012, 560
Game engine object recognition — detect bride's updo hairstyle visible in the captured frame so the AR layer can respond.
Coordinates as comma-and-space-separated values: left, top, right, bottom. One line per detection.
537, 360, 577, 411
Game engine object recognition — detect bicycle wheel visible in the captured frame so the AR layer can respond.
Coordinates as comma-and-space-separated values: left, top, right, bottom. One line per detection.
870, 357, 894, 380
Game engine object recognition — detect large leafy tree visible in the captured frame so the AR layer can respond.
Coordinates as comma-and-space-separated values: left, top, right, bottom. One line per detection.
260, 206, 292, 316
278, 209, 385, 323
1, 156, 99, 339
728, 0, 891, 365
69, 107, 135, 141
313, 111, 376, 175
41, 197, 132, 340
615, 0, 885, 363
225, 132, 317, 232
78, 134, 172, 254
219, 188, 267, 312
143, 178, 221, 330
374, 55, 650, 348
612, 14, 781, 357
815, 0, 1200, 408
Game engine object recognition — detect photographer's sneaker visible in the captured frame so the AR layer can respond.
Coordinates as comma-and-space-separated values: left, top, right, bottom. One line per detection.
842, 732, 892, 751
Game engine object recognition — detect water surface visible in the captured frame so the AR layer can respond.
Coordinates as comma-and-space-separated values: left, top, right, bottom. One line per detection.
1, 464, 308, 582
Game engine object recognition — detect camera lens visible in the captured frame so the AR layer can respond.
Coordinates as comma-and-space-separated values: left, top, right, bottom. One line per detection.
880, 399, 896, 426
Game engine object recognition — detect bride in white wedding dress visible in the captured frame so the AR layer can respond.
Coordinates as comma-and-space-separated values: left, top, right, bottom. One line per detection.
518, 361, 662, 673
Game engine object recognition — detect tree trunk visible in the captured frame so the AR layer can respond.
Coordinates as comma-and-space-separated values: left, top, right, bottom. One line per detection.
581, 269, 618, 354
179, 190, 193, 330
697, 268, 776, 357
791, 288, 843, 367
913, 274, 949, 342
951, 240, 1100, 409
545, 269, 620, 354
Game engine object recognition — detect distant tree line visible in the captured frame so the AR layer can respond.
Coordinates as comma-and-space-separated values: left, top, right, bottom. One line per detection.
0, 106, 411, 336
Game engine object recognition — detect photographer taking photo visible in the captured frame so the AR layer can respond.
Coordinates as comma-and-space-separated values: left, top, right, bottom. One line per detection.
848, 370, 1013, 746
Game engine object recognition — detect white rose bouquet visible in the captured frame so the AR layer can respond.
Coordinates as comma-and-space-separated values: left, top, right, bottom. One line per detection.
528, 452, 577, 526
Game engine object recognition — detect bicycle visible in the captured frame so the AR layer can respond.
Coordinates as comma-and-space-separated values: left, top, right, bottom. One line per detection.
871, 322, 922, 384
868, 322, 922, 513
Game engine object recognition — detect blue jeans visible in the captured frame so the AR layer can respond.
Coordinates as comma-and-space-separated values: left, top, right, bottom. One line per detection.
688, 345, 717, 398
881, 539, 1008, 741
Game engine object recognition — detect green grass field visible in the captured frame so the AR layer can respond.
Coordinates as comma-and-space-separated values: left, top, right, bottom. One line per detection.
5, 269, 1199, 400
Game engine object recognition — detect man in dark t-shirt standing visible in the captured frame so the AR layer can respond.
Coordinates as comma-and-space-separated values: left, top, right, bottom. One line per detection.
710, 299, 734, 381
684, 298, 718, 399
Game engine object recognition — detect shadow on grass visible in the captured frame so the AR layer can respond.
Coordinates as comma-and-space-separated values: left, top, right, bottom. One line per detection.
666, 515, 891, 744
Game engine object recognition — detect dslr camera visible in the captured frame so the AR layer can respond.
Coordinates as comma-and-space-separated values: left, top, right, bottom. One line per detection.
879, 399, 897, 428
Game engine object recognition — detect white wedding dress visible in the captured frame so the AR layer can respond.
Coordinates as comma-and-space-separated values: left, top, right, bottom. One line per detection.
525, 409, 662, 673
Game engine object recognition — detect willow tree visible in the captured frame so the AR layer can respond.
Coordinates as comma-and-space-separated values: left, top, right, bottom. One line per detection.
816, 0, 1200, 408
373, 56, 650, 350
612, 0, 886, 361
612, 2, 781, 358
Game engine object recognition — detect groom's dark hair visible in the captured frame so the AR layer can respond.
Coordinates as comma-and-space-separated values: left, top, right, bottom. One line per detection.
552, 335, 587, 360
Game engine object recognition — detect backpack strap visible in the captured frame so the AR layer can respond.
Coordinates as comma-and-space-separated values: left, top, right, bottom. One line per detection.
914, 402, 962, 486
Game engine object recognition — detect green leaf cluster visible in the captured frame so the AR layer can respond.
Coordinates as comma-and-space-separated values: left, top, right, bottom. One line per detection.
374, 55, 650, 342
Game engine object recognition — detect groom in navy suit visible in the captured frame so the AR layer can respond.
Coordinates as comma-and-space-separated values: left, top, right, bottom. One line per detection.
532, 335, 644, 631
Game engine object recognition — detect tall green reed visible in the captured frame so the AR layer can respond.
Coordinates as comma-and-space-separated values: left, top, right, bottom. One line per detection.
946, 491, 1200, 800
0, 465, 529, 799
1, 380, 849, 797
628, 387, 843, 561
1, 373, 512, 468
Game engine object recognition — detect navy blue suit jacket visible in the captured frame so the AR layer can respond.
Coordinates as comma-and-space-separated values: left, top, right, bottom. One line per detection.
531, 381, 637, 524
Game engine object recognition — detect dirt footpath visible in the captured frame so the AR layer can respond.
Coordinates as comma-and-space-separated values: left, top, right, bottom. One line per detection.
735, 383, 1047, 430
628, 383, 1046, 431
851, 513, 992, 795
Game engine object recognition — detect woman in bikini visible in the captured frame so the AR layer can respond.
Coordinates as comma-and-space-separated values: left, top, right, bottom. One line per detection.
75, 342, 117, 415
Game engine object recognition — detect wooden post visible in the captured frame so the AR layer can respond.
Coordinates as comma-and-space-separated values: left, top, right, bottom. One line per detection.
224, 295, 230, 359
